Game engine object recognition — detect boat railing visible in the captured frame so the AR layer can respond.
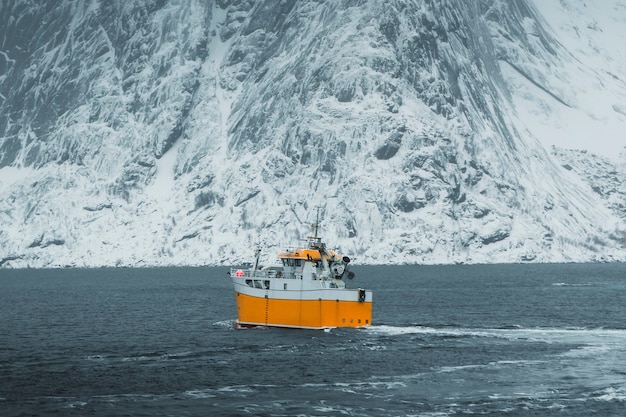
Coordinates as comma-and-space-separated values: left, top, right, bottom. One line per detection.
230, 268, 300, 279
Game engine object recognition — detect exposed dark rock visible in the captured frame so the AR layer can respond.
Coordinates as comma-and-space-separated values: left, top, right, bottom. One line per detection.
195, 191, 224, 209
83, 203, 113, 212
374, 131, 403, 160
481, 229, 510, 245
235, 189, 260, 207
0, 255, 23, 267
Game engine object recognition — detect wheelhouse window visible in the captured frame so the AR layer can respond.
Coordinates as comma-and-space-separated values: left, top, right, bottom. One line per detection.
280, 257, 304, 267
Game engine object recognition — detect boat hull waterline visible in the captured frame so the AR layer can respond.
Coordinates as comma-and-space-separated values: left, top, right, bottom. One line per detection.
233, 278, 372, 329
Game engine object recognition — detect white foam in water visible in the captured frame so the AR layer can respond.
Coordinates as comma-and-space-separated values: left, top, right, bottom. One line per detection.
552, 282, 596, 287
595, 387, 626, 402
86, 354, 105, 361
438, 364, 488, 373
366, 325, 527, 341
64, 401, 88, 409
367, 325, 626, 344
365, 325, 445, 336
119, 350, 195, 363
212, 319, 236, 329
217, 385, 256, 393
561, 344, 613, 358
314, 401, 355, 414
184, 389, 216, 399
366, 324, 626, 410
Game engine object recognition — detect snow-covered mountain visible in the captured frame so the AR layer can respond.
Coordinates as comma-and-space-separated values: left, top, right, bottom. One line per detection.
0, 0, 624, 268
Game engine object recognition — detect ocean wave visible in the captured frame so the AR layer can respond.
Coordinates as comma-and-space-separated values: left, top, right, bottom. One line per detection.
552, 282, 597, 287
437, 359, 547, 375
184, 389, 216, 399
86, 350, 201, 364
594, 386, 626, 402
301, 380, 407, 392
365, 325, 626, 347
64, 400, 88, 409
120, 351, 194, 362
364, 324, 448, 336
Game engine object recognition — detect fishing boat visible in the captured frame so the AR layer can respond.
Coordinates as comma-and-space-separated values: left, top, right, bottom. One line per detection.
229, 216, 372, 329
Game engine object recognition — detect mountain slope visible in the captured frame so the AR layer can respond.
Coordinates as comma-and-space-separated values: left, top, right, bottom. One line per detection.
519, 0, 626, 159
0, 0, 624, 267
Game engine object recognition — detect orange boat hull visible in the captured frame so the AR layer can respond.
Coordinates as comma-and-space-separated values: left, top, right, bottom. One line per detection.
235, 291, 372, 329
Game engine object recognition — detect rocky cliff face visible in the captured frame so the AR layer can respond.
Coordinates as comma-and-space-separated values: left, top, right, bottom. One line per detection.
553, 148, 626, 222
0, 0, 624, 267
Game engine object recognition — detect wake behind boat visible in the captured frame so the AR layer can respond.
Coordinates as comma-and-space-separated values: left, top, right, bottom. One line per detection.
229, 215, 372, 329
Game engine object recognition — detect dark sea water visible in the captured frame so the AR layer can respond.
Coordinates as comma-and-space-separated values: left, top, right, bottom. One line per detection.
2, 263, 626, 416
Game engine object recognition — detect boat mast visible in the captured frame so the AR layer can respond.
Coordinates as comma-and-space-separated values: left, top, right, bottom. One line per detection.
312, 207, 320, 240
309, 207, 333, 275
252, 246, 261, 271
